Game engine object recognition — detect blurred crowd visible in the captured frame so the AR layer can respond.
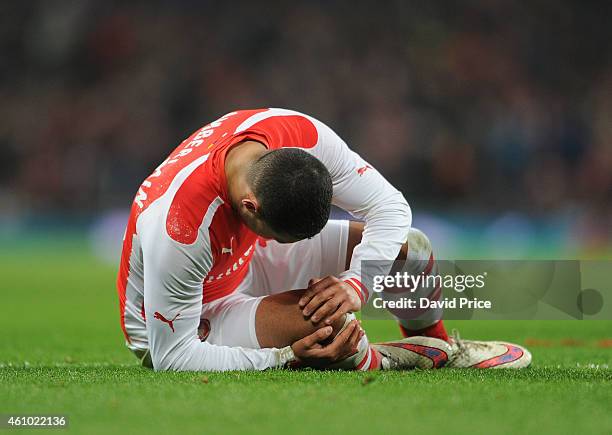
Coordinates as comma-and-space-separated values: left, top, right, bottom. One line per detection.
0, 0, 610, 246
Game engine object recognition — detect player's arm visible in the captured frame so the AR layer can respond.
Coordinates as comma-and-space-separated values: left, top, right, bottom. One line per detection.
140, 223, 295, 371
140, 215, 358, 371
299, 117, 412, 324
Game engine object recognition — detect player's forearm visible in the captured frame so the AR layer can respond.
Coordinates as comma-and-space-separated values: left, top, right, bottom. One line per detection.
151, 338, 295, 372
339, 189, 412, 302
360, 190, 412, 261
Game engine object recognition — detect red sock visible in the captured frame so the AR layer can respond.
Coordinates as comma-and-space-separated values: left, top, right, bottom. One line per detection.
399, 321, 449, 342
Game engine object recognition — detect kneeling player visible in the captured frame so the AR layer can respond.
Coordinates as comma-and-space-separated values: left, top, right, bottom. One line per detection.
116, 108, 531, 371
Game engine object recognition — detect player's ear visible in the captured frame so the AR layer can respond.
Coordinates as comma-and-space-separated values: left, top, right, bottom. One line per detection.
241, 198, 258, 214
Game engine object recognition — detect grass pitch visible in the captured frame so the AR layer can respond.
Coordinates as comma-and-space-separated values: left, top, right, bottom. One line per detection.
1, 237, 611, 434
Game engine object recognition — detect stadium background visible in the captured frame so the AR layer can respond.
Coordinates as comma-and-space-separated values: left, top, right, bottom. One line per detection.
1, 1, 610, 434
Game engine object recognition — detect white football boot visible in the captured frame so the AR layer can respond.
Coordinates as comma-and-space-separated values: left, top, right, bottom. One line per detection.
446, 330, 532, 369
372, 336, 453, 370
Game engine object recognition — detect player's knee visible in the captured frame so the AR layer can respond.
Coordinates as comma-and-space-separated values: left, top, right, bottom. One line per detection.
406, 227, 432, 260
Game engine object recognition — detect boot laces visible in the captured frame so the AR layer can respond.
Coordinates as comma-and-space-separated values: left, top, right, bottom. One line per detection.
451, 329, 489, 354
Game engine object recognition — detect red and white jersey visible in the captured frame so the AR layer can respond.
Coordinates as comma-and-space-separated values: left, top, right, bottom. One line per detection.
117, 108, 411, 371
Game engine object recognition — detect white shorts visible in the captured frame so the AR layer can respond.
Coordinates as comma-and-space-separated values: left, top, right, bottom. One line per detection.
200, 219, 349, 349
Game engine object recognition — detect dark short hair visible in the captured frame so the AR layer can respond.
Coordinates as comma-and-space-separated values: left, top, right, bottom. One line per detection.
248, 148, 332, 240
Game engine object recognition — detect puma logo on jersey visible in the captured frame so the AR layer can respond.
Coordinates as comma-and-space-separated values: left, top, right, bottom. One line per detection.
154, 311, 180, 333
357, 165, 373, 176
221, 237, 234, 255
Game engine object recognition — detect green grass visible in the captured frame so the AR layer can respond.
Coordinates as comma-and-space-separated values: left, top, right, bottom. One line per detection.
1, 239, 611, 434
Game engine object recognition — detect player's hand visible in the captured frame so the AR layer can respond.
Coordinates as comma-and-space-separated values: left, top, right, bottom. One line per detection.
298, 276, 362, 325
291, 320, 363, 368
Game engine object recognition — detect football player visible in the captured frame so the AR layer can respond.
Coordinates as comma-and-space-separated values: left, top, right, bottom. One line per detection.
117, 108, 531, 371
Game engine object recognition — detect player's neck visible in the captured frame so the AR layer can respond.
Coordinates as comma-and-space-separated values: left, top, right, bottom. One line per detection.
225, 140, 267, 207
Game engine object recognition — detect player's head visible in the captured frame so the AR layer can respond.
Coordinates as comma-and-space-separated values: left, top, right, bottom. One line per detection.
239, 148, 332, 243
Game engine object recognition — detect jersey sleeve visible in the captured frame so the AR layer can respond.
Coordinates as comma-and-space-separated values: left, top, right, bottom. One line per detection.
309, 118, 412, 304
137, 201, 294, 372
